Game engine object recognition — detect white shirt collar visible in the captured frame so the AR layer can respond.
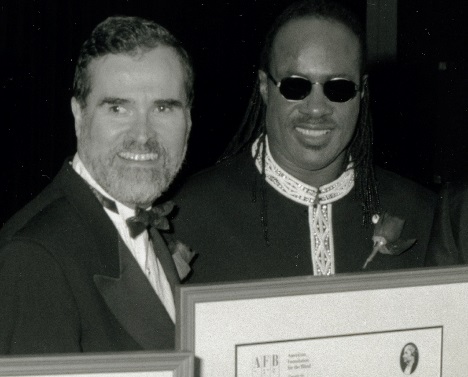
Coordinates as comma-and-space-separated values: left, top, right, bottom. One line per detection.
72, 154, 137, 219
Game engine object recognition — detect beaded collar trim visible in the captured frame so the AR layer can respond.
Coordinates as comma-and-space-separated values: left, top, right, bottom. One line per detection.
252, 136, 355, 206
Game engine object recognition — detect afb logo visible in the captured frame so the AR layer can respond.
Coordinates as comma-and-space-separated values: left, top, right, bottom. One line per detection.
252, 354, 280, 377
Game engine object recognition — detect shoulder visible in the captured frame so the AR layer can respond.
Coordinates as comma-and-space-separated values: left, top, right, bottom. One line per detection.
1, 184, 64, 241
0, 194, 89, 286
374, 168, 437, 235
425, 180, 468, 266
434, 180, 468, 221
170, 151, 257, 229
1, 161, 72, 239
0, 162, 93, 253
174, 151, 255, 200
1, 196, 86, 254
375, 167, 437, 209
440, 180, 468, 203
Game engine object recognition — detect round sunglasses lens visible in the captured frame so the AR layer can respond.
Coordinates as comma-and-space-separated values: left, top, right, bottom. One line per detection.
323, 80, 357, 102
279, 77, 312, 100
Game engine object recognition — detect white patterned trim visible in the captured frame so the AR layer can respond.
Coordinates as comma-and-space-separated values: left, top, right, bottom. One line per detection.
252, 137, 354, 206
309, 204, 335, 275
252, 136, 354, 276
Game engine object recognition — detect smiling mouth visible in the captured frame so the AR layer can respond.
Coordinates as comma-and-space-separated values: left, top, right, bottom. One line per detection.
118, 151, 159, 161
296, 127, 331, 137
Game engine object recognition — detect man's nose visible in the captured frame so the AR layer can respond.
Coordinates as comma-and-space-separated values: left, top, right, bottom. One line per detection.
298, 83, 333, 117
131, 112, 156, 141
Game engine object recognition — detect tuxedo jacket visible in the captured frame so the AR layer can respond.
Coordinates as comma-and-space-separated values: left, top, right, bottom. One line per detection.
0, 160, 179, 354
426, 181, 468, 266
171, 151, 437, 283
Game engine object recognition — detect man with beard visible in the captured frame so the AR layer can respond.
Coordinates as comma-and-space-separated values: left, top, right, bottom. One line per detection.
0, 16, 193, 353
171, 0, 436, 283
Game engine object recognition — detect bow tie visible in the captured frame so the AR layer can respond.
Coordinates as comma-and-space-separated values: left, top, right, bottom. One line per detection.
89, 187, 174, 238
126, 201, 175, 238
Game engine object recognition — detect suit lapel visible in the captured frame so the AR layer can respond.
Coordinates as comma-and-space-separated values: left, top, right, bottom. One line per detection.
94, 238, 175, 350
149, 227, 180, 296
59, 161, 175, 349
59, 161, 120, 277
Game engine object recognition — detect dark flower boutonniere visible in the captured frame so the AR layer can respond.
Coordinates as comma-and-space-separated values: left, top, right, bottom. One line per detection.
363, 212, 416, 269
150, 201, 197, 281
168, 239, 197, 281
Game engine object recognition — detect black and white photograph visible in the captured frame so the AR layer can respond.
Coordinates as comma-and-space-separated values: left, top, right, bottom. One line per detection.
0, 0, 467, 375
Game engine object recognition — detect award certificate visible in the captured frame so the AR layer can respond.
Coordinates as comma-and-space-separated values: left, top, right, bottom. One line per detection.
176, 266, 468, 376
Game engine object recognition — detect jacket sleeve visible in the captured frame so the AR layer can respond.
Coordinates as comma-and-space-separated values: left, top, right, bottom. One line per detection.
425, 184, 464, 266
0, 239, 81, 354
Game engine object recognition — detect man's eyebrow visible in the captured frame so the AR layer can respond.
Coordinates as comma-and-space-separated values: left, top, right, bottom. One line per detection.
284, 71, 357, 81
327, 73, 356, 80
154, 99, 184, 107
98, 97, 132, 107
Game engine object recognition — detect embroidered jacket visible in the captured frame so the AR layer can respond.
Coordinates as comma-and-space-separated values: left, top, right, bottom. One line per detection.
172, 148, 436, 283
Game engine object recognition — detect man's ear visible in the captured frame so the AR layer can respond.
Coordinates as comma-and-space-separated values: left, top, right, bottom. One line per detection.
360, 74, 369, 99
71, 97, 84, 138
258, 70, 269, 103
185, 110, 192, 142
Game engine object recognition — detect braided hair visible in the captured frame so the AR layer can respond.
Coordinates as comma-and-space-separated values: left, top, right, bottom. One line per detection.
222, 0, 380, 236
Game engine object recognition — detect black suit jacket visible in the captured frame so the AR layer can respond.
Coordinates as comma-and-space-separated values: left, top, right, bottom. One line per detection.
426, 181, 468, 266
0, 160, 179, 354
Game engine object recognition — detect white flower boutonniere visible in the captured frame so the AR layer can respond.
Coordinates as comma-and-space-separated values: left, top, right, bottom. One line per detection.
363, 212, 416, 269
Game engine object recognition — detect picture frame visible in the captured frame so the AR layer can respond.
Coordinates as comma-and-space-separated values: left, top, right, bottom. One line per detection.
176, 266, 468, 376
0, 351, 194, 377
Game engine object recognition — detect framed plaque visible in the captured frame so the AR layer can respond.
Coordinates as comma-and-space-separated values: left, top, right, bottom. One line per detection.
176, 266, 468, 376
0, 351, 193, 377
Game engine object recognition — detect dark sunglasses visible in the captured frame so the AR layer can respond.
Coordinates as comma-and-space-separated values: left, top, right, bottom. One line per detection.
266, 72, 360, 103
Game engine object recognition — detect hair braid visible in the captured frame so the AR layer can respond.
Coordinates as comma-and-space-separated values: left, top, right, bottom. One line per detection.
219, 0, 381, 247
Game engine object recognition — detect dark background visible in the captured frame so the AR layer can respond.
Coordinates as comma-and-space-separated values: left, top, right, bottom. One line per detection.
1, 0, 467, 226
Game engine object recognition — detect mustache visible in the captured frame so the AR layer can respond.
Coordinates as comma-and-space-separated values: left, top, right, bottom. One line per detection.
291, 114, 335, 127
119, 138, 163, 154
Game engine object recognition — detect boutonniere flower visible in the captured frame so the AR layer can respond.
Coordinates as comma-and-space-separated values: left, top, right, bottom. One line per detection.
362, 212, 416, 269
168, 239, 197, 281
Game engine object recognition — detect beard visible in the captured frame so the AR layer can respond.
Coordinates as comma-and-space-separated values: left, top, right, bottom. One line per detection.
79, 134, 185, 207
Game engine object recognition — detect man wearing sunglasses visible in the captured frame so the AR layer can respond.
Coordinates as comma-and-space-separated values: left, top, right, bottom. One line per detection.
171, 0, 436, 282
